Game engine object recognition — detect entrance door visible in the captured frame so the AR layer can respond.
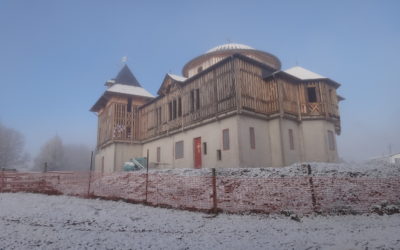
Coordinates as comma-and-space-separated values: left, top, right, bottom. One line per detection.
193, 137, 202, 169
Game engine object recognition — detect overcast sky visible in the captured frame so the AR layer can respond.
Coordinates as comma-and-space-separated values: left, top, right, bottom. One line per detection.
0, 0, 399, 162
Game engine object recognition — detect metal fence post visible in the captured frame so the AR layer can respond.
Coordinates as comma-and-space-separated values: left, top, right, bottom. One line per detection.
145, 149, 149, 204
0, 168, 4, 191
212, 168, 218, 213
87, 151, 94, 197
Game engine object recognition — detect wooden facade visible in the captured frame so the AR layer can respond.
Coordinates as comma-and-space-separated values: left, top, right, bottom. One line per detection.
95, 54, 341, 150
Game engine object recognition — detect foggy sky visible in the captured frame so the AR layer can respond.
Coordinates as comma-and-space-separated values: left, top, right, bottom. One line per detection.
0, 0, 399, 162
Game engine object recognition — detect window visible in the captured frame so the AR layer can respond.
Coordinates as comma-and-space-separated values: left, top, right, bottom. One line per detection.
178, 97, 182, 117
197, 66, 203, 73
203, 142, 207, 155
127, 98, 132, 112
222, 129, 230, 150
217, 149, 222, 161
289, 129, 294, 150
175, 141, 184, 159
195, 89, 200, 110
190, 88, 200, 112
157, 107, 162, 125
307, 87, 317, 103
190, 90, 195, 112
327, 130, 335, 150
168, 102, 173, 121
173, 99, 177, 120
249, 127, 255, 149
157, 147, 161, 163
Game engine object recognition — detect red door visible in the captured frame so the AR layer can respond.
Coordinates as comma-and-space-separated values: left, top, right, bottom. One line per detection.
193, 137, 202, 169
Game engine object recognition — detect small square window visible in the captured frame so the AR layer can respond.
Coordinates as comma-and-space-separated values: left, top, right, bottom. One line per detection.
217, 149, 222, 161
289, 129, 294, 150
156, 147, 161, 163
249, 127, 255, 149
175, 141, 184, 159
327, 130, 335, 150
203, 142, 207, 155
222, 129, 230, 150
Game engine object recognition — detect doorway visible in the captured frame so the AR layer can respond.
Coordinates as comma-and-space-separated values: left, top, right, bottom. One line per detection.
193, 137, 202, 168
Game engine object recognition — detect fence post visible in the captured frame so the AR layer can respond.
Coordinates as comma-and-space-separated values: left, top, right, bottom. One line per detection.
0, 168, 4, 191
87, 151, 94, 197
145, 149, 149, 204
212, 168, 218, 213
305, 164, 317, 213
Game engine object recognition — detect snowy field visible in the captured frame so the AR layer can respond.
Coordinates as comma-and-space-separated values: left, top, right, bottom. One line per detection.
1, 193, 399, 250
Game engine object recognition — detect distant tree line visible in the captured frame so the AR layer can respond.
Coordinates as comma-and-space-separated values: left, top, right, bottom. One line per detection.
0, 122, 92, 171
0, 122, 30, 169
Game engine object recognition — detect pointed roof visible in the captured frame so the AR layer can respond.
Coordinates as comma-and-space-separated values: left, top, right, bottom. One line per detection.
284, 66, 326, 80
113, 64, 141, 87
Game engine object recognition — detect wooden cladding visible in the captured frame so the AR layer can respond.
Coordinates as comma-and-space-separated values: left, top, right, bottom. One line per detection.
97, 56, 341, 146
138, 60, 238, 140
97, 101, 139, 147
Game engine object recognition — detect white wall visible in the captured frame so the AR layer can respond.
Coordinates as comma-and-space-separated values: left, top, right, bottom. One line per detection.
237, 116, 272, 167
301, 120, 339, 163
94, 144, 115, 173
142, 116, 240, 169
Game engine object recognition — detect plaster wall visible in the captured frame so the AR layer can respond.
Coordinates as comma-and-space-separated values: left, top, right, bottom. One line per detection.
301, 120, 338, 162
94, 144, 115, 173
142, 116, 240, 169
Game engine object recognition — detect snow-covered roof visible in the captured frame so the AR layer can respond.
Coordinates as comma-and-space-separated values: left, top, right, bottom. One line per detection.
167, 73, 187, 82
284, 66, 326, 80
107, 84, 154, 98
207, 43, 254, 53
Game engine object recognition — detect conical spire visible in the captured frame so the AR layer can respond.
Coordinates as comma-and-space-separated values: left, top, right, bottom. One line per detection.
114, 64, 141, 87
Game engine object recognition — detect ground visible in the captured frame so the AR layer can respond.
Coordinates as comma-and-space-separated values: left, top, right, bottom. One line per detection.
0, 193, 399, 249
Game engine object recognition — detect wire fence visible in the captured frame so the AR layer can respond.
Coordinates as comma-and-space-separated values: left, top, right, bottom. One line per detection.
1, 166, 399, 215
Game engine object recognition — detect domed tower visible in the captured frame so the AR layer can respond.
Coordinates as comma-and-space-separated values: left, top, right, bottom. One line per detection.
182, 43, 281, 78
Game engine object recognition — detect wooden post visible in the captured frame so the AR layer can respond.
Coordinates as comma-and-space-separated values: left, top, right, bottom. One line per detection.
0, 168, 4, 191
212, 168, 218, 213
145, 149, 149, 203
87, 151, 94, 197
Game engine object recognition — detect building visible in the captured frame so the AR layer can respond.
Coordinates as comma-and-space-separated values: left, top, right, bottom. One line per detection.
90, 43, 343, 173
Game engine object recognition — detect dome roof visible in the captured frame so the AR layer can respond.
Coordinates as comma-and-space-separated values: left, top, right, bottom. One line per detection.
207, 43, 254, 53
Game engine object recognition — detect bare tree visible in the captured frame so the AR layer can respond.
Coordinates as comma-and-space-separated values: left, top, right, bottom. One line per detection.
34, 135, 64, 171
34, 136, 92, 171
0, 122, 29, 169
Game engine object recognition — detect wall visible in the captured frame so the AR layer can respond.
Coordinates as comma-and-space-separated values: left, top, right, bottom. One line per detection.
237, 115, 271, 167
142, 116, 240, 169
114, 143, 143, 171
301, 120, 338, 163
95, 144, 115, 173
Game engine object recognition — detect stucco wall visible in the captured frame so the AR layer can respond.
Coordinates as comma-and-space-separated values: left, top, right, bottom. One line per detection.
237, 116, 271, 167
114, 143, 143, 171
142, 116, 240, 169
301, 120, 338, 163
94, 144, 115, 173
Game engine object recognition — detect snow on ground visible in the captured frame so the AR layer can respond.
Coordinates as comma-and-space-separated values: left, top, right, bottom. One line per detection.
142, 161, 400, 178
1, 193, 399, 250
